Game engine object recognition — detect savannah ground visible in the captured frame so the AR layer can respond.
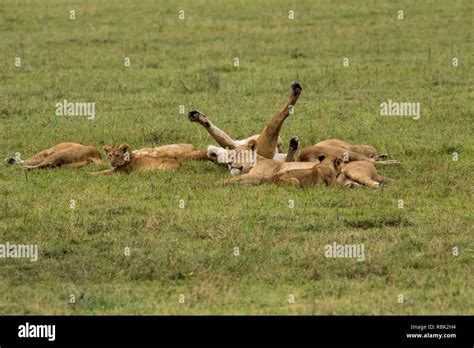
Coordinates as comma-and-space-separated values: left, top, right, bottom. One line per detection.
0, 0, 472, 314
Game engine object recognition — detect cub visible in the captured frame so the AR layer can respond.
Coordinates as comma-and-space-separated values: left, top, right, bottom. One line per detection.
91, 143, 181, 175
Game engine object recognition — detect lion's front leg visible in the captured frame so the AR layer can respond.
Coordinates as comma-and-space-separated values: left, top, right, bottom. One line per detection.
285, 136, 299, 162
223, 174, 262, 185
90, 169, 116, 176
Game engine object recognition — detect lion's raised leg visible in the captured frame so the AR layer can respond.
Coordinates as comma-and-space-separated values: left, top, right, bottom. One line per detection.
285, 136, 299, 162
188, 110, 238, 149
256, 82, 302, 159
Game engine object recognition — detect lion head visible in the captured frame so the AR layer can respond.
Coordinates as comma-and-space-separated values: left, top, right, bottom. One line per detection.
225, 139, 258, 176
103, 143, 131, 167
317, 154, 343, 179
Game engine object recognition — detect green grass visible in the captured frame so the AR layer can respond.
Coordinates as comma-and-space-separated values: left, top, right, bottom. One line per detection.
0, 0, 473, 315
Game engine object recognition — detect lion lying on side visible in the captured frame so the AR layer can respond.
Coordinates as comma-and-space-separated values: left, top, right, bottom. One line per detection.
297, 139, 398, 164
5, 142, 102, 170
132, 144, 209, 161
296, 140, 397, 188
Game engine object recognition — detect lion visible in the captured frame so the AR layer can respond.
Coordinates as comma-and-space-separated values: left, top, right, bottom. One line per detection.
188, 82, 397, 168
132, 143, 209, 161
211, 82, 394, 188
297, 139, 398, 164
221, 137, 392, 188
222, 139, 343, 187
5, 142, 102, 170
215, 82, 341, 187
188, 81, 303, 162
90, 143, 181, 175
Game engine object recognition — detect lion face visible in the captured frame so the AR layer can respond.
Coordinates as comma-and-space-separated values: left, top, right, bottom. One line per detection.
318, 154, 343, 177
103, 143, 131, 167
226, 140, 257, 176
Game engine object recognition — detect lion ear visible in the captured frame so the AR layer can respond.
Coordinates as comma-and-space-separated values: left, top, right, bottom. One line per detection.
247, 139, 257, 151
118, 143, 130, 153
103, 145, 112, 154
318, 154, 326, 162
333, 158, 342, 171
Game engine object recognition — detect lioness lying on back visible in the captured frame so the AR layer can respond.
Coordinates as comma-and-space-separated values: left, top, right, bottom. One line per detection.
223, 139, 343, 187
188, 83, 397, 167
5, 142, 102, 170
188, 82, 304, 162
90, 143, 181, 175
221, 83, 343, 187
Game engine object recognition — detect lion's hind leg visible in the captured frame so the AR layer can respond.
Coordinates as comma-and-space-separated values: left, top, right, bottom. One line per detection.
7, 149, 50, 166
188, 110, 238, 149
257, 82, 302, 159
23, 160, 58, 171
62, 161, 92, 169
344, 166, 382, 188
343, 180, 362, 188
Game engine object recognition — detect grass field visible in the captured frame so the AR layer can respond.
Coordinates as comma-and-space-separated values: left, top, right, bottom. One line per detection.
0, 0, 473, 315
